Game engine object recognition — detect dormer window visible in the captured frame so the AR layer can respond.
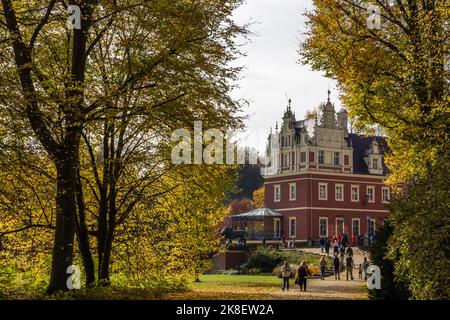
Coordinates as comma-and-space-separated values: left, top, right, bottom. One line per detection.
373, 158, 379, 169
372, 141, 379, 154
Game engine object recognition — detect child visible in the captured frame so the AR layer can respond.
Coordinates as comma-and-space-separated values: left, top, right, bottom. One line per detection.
358, 263, 363, 279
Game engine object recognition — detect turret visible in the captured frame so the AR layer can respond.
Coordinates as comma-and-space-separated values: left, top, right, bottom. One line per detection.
337, 108, 348, 137
320, 90, 337, 128
282, 98, 296, 131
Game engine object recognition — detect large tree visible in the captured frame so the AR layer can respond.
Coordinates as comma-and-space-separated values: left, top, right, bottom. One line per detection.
0, 0, 246, 293
300, 0, 449, 185
388, 150, 450, 299
300, 0, 449, 299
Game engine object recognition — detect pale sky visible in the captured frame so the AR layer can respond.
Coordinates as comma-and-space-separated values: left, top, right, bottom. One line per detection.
232, 0, 341, 152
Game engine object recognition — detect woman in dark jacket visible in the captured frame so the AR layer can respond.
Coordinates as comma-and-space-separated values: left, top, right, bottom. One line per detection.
296, 260, 311, 292
333, 254, 341, 280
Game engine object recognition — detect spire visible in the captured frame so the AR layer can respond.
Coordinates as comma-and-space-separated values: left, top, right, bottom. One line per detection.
288, 98, 292, 110
327, 88, 331, 102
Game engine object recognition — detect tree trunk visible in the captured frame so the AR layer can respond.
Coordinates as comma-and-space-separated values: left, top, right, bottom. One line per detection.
98, 225, 114, 285
97, 121, 121, 285
46, 158, 77, 294
75, 169, 96, 287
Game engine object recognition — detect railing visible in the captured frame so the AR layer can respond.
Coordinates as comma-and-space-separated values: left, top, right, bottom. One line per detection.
246, 231, 280, 240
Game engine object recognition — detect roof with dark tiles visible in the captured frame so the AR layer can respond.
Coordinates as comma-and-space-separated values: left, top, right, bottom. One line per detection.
346, 134, 389, 175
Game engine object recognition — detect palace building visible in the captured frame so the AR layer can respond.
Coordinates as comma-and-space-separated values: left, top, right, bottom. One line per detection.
262, 92, 390, 243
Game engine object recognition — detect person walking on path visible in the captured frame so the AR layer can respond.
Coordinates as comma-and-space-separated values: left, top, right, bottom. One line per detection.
351, 234, 357, 246
358, 264, 363, 279
319, 238, 325, 252
319, 256, 327, 280
324, 239, 331, 257
333, 240, 339, 256
345, 254, 355, 281
346, 246, 353, 257
295, 261, 311, 292
280, 261, 291, 291
333, 254, 340, 280
339, 246, 345, 260
362, 257, 369, 280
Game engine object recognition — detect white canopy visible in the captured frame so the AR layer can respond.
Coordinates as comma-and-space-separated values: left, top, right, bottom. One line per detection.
230, 207, 282, 220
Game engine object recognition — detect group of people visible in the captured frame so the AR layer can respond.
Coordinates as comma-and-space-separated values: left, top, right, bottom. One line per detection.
280, 260, 311, 292
319, 247, 364, 281
331, 249, 370, 281
318, 233, 362, 256
279, 234, 372, 291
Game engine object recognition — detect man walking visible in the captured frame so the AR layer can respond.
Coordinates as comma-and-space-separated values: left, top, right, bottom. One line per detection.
319, 237, 325, 253
346, 246, 353, 257
324, 239, 331, 257
346, 254, 355, 281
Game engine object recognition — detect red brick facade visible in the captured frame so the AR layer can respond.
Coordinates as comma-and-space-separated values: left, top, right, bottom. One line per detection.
262, 96, 390, 241
264, 171, 389, 241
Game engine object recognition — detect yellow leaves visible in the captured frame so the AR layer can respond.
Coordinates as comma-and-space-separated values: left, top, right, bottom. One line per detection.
252, 187, 264, 208
302, 0, 449, 185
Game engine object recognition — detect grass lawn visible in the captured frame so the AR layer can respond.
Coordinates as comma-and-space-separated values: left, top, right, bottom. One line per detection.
167, 274, 284, 300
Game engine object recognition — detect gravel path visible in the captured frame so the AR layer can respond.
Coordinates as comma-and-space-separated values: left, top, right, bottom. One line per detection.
270, 247, 369, 300
269, 277, 368, 300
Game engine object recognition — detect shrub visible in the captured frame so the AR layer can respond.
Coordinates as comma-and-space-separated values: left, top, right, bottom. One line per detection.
245, 247, 283, 273
369, 222, 410, 300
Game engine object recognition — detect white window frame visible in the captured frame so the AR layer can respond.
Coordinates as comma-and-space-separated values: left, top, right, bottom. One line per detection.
274, 184, 281, 202
289, 217, 296, 239
318, 150, 325, 164
372, 157, 379, 169
289, 183, 296, 201
335, 184, 344, 201
319, 217, 328, 238
318, 182, 328, 200
352, 218, 360, 237
382, 187, 390, 203
366, 186, 375, 203
351, 185, 359, 202
334, 151, 340, 165
335, 217, 345, 235
274, 218, 281, 238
